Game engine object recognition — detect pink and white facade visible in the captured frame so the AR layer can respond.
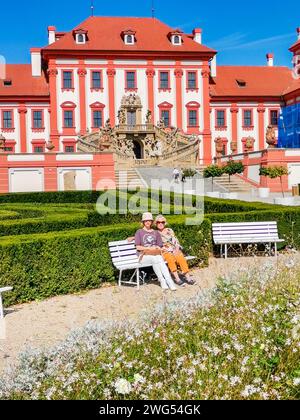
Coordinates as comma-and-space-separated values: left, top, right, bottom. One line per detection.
0, 17, 299, 193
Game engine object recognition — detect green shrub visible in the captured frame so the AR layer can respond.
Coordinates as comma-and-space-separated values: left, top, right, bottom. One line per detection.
223, 161, 244, 183
203, 165, 224, 191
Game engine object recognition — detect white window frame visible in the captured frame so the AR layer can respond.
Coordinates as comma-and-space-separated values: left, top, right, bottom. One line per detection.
76, 33, 86, 44
172, 35, 182, 46
125, 34, 135, 45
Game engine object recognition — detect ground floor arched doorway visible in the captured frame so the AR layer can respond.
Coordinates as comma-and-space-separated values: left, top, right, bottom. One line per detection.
133, 139, 143, 159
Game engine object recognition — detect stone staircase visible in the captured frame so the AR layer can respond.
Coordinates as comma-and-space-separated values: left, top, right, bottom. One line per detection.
115, 169, 147, 190
213, 174, 254, 193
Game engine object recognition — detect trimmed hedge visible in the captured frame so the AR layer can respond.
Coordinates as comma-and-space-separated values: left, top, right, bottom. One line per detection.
0, 190, 300, 306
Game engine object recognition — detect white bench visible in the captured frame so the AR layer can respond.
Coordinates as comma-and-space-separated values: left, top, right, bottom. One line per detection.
109, 240, 196, 290
0, 287, 13, 319
212, 221, 284, 259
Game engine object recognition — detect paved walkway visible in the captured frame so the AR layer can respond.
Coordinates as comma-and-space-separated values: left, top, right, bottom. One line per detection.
0, 256, 281, 374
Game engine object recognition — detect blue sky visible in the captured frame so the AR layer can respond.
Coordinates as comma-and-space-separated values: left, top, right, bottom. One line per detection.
0, 0, 299, 66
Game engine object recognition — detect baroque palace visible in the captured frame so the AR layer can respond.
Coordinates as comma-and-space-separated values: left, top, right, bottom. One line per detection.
0, 16, 299, 193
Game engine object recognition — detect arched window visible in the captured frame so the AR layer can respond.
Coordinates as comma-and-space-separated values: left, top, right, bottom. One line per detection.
76, 33, 86, 44
126, 35, 134, 44
174, 35, 180, 44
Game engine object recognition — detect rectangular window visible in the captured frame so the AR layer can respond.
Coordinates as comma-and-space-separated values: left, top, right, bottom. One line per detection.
63, 71, 73, 89
188, 110, 197, 126
33, 111, 43, 128
126, 71, 136, 89
92, 71, 101, 89
160, 72, 169, 89
4, 147, 13, 152
161, 110, 170, 127
93, 110, 102, 128
216, 110, 225, 127
270, 110, 278, 126
187, 72, 197, 89
64, 110, 74, 128
33, 146, 44, 153
65, 145, 75, 153
243, 110, 252, 127
3, 111, 12, 128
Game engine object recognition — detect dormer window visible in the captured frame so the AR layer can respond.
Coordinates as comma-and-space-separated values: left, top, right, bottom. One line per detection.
122, 29, 136, 45
169, 30, 183, 46
236, 79, 246, 88
3, 79, 12, 87
174, 35, 181, 44
77, 34, 85, 44
126, 35, 134, 45
73, 28, 88, 44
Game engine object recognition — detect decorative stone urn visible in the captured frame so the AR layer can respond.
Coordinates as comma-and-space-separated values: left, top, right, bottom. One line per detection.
266, 125, 277, 148
46, 141, 55, 151
230, 141, 237, 153
245, 136, 255, 151
215, 137, 224, 155
0, 134, 6, 152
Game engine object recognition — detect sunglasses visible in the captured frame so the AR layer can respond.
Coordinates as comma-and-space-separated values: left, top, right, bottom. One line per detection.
156, 221, 166, 225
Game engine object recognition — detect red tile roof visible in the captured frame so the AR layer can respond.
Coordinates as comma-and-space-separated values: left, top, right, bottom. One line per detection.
0, 65, 49, 98
289, 39, 300, 53
282, 77, 300, 96
210, 66, 295, 98
43, 16, 215, 55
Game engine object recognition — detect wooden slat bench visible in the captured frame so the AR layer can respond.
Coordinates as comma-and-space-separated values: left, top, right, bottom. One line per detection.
109, 240, 196, 290
0, 287, 13, 319
212, 221, 284, 259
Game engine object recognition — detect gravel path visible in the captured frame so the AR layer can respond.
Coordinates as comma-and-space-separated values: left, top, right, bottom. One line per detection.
0, 256, 278, 373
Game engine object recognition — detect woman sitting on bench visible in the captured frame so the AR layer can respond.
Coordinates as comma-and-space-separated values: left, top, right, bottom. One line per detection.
155, 215, 195, 286
135, 212, 177, 291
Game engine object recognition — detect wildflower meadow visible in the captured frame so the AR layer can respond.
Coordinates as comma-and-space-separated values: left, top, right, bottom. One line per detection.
1, 254, 299, 400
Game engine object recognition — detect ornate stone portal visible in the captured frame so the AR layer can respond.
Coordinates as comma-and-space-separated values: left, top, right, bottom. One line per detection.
78, 94, 200, 168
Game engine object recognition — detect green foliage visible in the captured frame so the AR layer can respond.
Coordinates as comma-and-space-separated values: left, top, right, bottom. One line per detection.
203, 165, 224, 192
260, 166, 289, 197
182, 168, 197, 178
203, 165, 224, 179
259, 166, 289, 179
223, 161, 245, 183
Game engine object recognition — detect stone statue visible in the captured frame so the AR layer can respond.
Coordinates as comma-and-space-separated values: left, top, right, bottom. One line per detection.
104, 118, 111, 130
0, 134, 5, 151
145, 110, 152, 124
157, 118, 165, 129
266, 125, 277, 148
118, 108, 126, 125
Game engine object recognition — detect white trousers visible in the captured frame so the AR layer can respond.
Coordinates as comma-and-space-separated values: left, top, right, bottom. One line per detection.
140, 255, 177, 290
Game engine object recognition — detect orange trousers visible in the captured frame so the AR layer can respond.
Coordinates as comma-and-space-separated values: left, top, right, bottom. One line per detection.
163, 251, 189, 274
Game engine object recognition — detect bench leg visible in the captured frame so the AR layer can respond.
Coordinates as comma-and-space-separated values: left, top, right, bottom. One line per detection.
225, 244, 228, 259
220, 244, 223, 259
136, 268, 140, 291
0, 294, 3, 320
118, 270, 123, 287
275, 242, 278, 258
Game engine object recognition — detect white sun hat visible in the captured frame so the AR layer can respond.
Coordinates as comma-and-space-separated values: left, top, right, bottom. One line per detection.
142, 212, 154, 222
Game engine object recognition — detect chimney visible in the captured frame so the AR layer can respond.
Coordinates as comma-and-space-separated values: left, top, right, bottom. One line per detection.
297, 27, 300, 40
210, 55, 217, 78
193, 28, 202, 44
48, 26, 56, 45
266, 53, 274, 67
30, 48, 42, 77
